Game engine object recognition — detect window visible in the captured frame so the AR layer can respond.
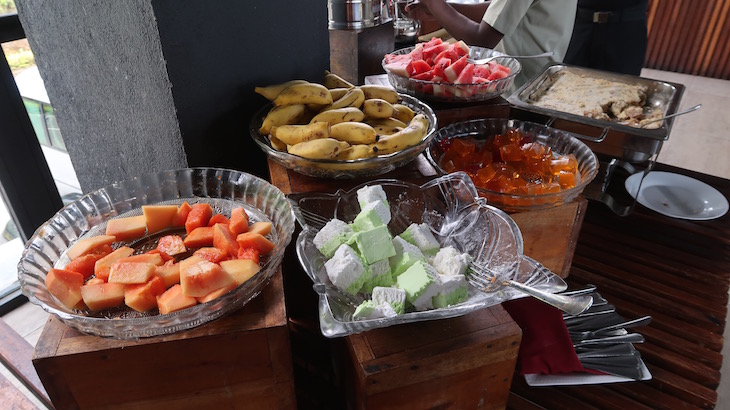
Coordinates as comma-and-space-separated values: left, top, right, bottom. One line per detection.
0, 11, 71, 311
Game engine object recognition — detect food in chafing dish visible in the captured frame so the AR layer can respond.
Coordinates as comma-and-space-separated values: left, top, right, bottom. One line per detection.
528, 71, 663, 129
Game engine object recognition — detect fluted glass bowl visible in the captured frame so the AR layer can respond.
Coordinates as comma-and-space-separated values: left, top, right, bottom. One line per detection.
382, 46, 521, 103
289, 172, 566, 337
249, 93, 437, 179
17, 168, 295, 339
427, 119, 599, 212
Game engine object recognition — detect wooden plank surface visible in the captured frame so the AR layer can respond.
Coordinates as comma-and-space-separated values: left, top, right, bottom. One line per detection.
32, 270, 295, 409
508, 162, 730, 410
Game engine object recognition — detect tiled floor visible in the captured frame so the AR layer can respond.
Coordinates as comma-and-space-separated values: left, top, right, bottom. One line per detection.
2, 68, 729, 409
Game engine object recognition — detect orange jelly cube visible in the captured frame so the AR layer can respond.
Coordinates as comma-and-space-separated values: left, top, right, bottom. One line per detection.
451, 139, 476, 157
558, 171, 578, 189
475, 164, 496, 185
550, 154, 578, 175
543, 182, 562, 193
500, 143, 524, 162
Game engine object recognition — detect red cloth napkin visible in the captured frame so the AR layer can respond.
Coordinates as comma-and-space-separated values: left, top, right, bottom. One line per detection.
503, 297, 599, 375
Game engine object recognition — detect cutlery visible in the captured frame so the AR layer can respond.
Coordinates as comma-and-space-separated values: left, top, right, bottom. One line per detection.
572, 333, 645, 347
569, 315, 652, 339
558, 285, 596, 296
467, 51, 554, 66
564, 310, 622, 330
467, 263, 593, 316
563, 303, 615, 322
640, 104, 701, 128
575, 343, 638, 358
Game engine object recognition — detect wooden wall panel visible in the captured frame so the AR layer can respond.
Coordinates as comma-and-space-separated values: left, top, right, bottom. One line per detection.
647, 0, 730, 79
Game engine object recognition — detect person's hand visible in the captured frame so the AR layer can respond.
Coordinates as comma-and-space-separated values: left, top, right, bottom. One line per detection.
404, 1, 437, 24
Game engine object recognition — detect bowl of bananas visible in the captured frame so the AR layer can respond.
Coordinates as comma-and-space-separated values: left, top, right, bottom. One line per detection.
249, 72, 438, 179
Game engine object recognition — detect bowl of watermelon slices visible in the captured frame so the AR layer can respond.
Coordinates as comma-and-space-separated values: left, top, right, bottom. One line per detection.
382, 38, 521, 103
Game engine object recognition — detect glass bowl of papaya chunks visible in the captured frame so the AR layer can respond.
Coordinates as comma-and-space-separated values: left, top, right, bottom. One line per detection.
17, 168, 295, 339
249, 71, 438, 179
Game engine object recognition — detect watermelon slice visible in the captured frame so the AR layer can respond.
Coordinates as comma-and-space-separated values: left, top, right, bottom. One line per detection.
473, 64, 491, 78
433, 49, 459, 66
451, 40, 470, 57
455, 64, 476, 84
406, 59, 431, 77
422, 43, 449, 65
443, 55, 469, 82
487, 69, 509, 81
412, 70, 435, 81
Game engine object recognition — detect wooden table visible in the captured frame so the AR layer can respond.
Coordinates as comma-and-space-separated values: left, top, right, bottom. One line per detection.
508, 162, 730, 409
32, 270, 296, 409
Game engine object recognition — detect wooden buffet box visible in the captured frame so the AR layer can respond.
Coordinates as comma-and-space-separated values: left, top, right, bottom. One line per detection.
344, 305, 521, 410
32, 271, 296, 410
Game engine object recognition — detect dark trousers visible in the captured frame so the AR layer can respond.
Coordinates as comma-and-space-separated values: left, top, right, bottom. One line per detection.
563, 2, 648, 76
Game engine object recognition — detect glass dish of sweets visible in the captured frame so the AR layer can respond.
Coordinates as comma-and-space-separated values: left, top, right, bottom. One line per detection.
426, 119, 599, 212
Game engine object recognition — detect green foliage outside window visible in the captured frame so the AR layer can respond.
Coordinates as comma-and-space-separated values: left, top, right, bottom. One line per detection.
0, 0, 16, 15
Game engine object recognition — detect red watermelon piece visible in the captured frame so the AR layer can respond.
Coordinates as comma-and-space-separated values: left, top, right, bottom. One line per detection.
406, 59, 431, 77
443, 55, 469, 82
455, 64, 476, 84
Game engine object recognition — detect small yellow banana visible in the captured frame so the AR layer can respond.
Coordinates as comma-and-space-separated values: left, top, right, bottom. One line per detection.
310, 107, 365, 125
259, 104, 307, 135
271, 122, 330, 145
373, 114, 429, 155
359, 85, 400, 104
373, 125, 404, 136
323, 87, 365, 111
323, 70, 355, 89
287, 138, 350, 160
274, 83, 333, 107
330, 122, 378, 144
337, 144, 375, 160
254, 80, 308, 101
269, 135, 289, 152
392, 103, 416, 123
328, 87, 351, 101
363, 98, 398, 119
365, 117, 408, 129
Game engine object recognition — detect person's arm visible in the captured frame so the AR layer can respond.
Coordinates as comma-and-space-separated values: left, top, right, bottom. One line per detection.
406, 0, 504, 48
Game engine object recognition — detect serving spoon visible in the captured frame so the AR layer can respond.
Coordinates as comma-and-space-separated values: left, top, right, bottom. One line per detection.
467, 51, 554, 66
640, 104, 701, 128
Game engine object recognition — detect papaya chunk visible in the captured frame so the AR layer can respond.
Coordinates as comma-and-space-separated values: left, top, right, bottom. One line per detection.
236, 232, 275, 255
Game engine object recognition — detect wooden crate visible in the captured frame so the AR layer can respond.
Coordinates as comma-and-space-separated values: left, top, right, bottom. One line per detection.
345, 305, 521, 409
510, 198, 587, 278
329, 22, 395, 85
32, 271, 296, 410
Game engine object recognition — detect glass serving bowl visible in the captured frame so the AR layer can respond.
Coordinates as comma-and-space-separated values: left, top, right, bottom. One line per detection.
426, 119, 600, 212
382, 45, 521, 103
288, 172, 566, 337
249, 93, 437, 179
17, 168, 295, 339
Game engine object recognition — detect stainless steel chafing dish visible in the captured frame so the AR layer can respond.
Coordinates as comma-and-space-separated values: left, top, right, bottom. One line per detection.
508, 64, 685, 163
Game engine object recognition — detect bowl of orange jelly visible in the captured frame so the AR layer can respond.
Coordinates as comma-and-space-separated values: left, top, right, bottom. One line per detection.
426, 118, 599, 212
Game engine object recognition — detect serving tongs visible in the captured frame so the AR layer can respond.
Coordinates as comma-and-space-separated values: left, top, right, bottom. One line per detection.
467, 263, 593, 316
467, 51, 554, 66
